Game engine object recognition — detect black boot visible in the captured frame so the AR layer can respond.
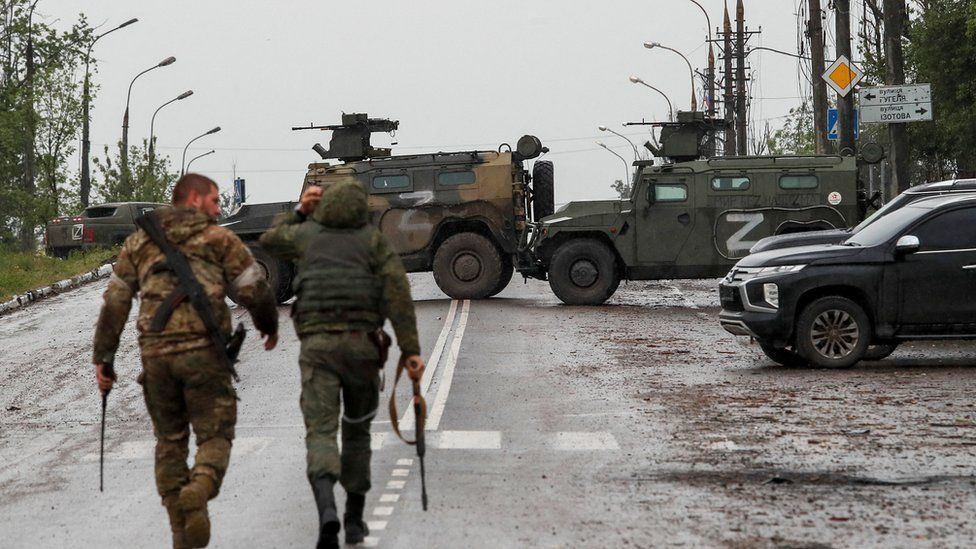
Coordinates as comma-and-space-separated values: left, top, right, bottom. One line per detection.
312, 478, 340, 549
344, 492, 369, 545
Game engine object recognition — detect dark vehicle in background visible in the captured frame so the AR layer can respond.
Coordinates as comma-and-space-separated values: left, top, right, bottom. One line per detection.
749, 178, 976, 254
45, 202, 165, 258
719, 194, 976, 368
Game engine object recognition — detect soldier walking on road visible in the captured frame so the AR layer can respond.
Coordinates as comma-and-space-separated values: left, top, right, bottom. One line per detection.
92, 174, 279, 548
260, 181, 425, 548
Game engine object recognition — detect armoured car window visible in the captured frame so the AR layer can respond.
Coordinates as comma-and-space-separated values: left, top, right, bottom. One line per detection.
779, 175, 819, 189
372, 174, 410, 190
438, 171, 476, 186
655, 184, 687, 202
711, 177, 750, 191
912, 207, 976, 251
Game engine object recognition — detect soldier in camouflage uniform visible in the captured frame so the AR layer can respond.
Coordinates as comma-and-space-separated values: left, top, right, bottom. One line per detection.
260, 181, 425, 548
93, 174, 279, 549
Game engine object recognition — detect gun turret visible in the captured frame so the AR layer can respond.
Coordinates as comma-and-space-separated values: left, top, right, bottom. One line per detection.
625, 111, 725, 162
292, 113, 399, 162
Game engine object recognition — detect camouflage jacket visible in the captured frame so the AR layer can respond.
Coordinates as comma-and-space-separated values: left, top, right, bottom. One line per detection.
92, 207, 278, 363
259, 181, 421, 356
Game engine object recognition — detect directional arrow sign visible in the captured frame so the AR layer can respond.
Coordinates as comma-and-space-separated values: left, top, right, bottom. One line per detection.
860, 84, 933, 124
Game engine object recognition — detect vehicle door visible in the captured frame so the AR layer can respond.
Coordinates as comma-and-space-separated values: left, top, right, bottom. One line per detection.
370, 169, 434, 255
894, 206, 976, 330
708, 172, 763, 261
635, 175, 695, 264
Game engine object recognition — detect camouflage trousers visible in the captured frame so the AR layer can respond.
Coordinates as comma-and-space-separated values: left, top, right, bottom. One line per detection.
140, 346, 237, 501
298, 331, 382, 495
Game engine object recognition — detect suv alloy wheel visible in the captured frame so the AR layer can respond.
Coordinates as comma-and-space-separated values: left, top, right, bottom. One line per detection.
795, 296, 871, 368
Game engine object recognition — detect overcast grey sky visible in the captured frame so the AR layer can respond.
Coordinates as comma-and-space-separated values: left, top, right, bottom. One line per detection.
40, 1, 827, 206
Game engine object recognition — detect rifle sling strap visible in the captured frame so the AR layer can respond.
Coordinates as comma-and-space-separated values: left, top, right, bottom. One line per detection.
388, 357, 425, 446
149, 287, 188, 332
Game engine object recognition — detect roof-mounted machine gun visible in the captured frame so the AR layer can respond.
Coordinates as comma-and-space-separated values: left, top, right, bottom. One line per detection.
292, 113, 400, 162
625, 110, 726, 163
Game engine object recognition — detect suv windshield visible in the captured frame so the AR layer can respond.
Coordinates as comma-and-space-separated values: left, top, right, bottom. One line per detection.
845, 203, 930, 247
848, 192, 915, 234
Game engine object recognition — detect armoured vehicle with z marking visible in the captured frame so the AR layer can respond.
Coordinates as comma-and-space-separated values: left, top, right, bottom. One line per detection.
220, 113, 554, 302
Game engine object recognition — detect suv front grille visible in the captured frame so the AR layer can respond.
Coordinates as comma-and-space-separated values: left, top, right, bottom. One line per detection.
720, 285, 744, 311
725, 266, 763, 283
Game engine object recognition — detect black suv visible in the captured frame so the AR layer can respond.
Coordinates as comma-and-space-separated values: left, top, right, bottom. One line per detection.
719, 194, 976, 368
749, 178, 976, 254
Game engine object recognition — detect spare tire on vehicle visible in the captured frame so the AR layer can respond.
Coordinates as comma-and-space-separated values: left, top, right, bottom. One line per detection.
532, 160, 555, 221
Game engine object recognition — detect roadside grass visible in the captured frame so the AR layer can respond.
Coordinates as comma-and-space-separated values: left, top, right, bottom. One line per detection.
0, 247, 117, 299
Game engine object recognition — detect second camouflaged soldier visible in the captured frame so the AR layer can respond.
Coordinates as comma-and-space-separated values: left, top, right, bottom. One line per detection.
93, 174, 279, 549
260, 181, 425, 548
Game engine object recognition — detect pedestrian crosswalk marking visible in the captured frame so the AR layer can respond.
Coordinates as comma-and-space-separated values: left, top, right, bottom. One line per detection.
82, 436, 272, 462
373, 506, 394, 516
367, 521, 387, 531
379, 493, 400, 502
433, 430, 501, 450
386, 480, 406, 489
391, 468, 410, 477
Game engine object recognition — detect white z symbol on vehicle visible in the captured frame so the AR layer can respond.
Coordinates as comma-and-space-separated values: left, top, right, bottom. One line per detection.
725, 212, 764, 254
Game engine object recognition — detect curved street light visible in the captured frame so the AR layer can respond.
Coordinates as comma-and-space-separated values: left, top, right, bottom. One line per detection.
149, 90, 194, 167
121, 56, 176, 193
644, 41, 697, 111
598, 125, 641, 162
186, 149, 215, 172
80, 17, 138, 206
629, 76, 675, 121
596, 141, 631, 186
181, 127, 221, 176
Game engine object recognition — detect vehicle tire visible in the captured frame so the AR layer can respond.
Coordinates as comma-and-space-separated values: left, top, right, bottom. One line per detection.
863, 343, 899, 361
547, 238, 620, 305
795, 296, 871, 368
248, 243, 294, 304
532, 160, 555, 221
432, 233, 504, 299
759, 342, 807, 367
486, 255, 515, 297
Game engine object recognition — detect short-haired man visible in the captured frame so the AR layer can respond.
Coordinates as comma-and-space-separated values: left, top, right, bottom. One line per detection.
93, 173, 279, 548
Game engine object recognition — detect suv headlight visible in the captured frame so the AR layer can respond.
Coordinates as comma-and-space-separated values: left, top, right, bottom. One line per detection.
758, 264, 805, 275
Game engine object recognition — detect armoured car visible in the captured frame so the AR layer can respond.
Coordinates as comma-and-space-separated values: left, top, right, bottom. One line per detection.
221, 114, 553, 302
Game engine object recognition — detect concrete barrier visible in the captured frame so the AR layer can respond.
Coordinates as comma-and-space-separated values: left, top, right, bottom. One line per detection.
0, 263, 114, 317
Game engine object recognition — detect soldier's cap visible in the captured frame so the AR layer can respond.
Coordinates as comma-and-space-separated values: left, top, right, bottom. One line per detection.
312, 180, 368, 229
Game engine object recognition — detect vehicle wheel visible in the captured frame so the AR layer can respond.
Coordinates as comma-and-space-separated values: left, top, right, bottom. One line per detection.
759, 342, 807, 367
532, 160, 555, 221
432, 233, 504, 299
547, 238, 620, 305
486, 255, 515, 297
248, 243, 294, 304
863, 343, 899, 361
795, 296, 871, 368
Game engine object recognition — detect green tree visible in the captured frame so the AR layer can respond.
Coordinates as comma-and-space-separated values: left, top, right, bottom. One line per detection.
610, 178, 631, 199
93, 139, 177, 203
766, 102, 816, 156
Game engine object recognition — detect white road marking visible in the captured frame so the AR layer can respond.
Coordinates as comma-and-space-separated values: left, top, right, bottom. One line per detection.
379, 493, 400, 503
367, 521, 387, 531
373, 506, 395, 516
397, 299, 460, 431
396, 458, 413, 466
83, 436, 272, 462
363, 537, 380, 547
552, 432, 620, 451
433, 430, 501, 450
426, 299, 471, 431
391, 469, 410, 477
386, 480, 406, 490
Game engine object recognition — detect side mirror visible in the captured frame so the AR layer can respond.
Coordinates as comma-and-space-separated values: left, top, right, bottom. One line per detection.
895, 235, 920, 255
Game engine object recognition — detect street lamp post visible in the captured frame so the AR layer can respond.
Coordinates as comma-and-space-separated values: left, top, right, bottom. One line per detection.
597, 141, 632, 186
185, 149, 215, 172
181, 127, 221, 176
121, 56, 176, 196
628, 76, 675, 121
687, 0, 717, 154
80, 17, 138, 207
644, 42, 697, 111
598, 125, 641, 162
149, 90, 194, 169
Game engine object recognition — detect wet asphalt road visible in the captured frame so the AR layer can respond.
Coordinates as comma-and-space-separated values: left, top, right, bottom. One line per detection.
2, 274, 976, 548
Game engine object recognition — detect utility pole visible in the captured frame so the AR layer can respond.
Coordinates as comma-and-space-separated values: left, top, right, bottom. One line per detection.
808, 0, 830, 154
834, 0, 856, 155
706, 44, 716, 156
735, 0, 748, 155
723, 5, 736, 156
884, 0, 909, 194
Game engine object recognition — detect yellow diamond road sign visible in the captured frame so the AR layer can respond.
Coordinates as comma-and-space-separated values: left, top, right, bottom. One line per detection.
822, 55, 863, 97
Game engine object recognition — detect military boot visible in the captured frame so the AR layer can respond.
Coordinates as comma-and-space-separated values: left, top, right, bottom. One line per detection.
312, 477, 340, 549
162, 494, 189, 549
177, 475, 216, 548
343, 492, 369, 545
